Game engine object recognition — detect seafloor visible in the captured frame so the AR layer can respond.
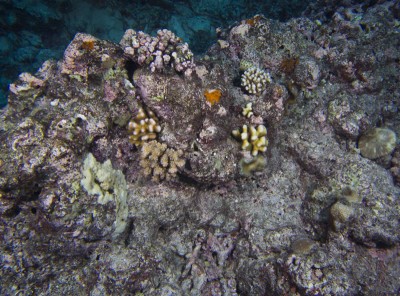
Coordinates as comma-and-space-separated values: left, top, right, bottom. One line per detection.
1, 1, 400, 295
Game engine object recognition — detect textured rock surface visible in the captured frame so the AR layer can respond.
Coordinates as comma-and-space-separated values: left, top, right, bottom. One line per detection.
1, 1, 400, 295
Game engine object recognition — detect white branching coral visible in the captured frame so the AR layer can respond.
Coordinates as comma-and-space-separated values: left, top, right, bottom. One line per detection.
242, 102, 254, 118
128, 107, 161, 146
140, 140, 185, 182
232, 124, 268, 156
241, 67, 271, 95
120, 29, 194, 74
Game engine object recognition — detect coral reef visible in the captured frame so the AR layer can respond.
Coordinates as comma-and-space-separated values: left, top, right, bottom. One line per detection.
1, 1, 400, 295
0, 0, 314, 107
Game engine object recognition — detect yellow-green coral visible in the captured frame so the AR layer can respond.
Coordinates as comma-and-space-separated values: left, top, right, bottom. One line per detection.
140, 140, 185, 182
128, 107, 161, 146
232, 124, 268, 156
239, 155, 266, 175
239, 60, 254, 71
242, 102, 253, 118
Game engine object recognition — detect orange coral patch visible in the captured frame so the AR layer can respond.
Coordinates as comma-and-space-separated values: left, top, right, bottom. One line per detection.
81, 40, 95, 51
245, 15, 262, 27
204, 89, 222, 106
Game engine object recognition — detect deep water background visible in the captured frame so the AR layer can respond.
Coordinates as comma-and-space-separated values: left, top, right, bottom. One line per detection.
0, 0, 315, 108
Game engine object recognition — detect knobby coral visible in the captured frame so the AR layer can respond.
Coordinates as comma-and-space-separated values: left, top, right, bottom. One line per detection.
242, 102, 253, 118
120, 29, 194, 74
241, 67, 271, 95
140, 140, 185, 182
232, 124, 268, 156
128, 107, 161, 146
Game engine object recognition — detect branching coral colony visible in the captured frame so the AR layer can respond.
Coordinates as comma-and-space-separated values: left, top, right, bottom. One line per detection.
241, 66, 271, 95
140, 140, 185, 182
128, 108, 185, 182
128, 107, 161, 146
120, 29, 194, 74
232, 124, 268, 156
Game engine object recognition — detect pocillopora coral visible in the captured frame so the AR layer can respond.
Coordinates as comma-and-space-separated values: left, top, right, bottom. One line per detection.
358, 127, 397, 159
232, 124, 268, 156
81, 153, 128, 239
120, 29, 194, 73
140, 140, 185, 182
128, 107, 162, 146
241, 66, 271, 95
242, 102, 253, 118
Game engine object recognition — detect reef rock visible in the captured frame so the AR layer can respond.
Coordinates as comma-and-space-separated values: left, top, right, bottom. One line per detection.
1, 1, 400, 295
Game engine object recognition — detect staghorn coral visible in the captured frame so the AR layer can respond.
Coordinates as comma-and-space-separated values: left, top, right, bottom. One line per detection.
232, 124, 268, 156
127, 107, 161, 146
120, 29, 194, 74
140, 140, 185, 182
241, 66, 271, 95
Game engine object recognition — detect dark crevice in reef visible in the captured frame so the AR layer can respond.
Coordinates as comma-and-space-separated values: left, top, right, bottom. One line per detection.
125, 60, 139, 85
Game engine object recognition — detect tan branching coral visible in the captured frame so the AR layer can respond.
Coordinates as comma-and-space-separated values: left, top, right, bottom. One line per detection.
140, 140, 185, 182
232, 124, 268, 156
128, 107, 161, 146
